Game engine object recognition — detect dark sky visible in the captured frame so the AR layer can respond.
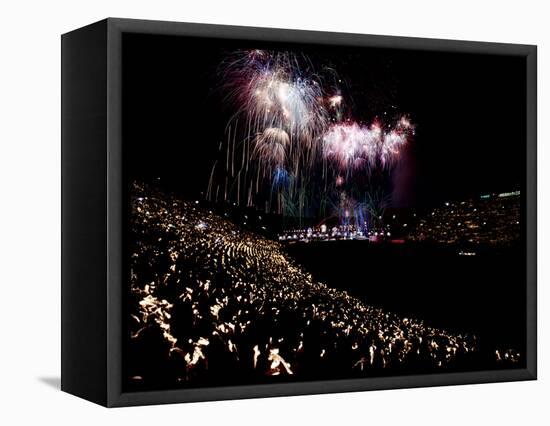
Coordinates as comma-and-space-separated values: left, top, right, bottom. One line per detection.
123, 33, 526, 208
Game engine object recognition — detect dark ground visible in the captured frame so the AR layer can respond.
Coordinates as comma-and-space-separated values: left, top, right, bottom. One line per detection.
284, 240, 526, 363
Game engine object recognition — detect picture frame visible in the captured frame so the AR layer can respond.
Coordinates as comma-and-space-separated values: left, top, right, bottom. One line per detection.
61, 17, 537, 407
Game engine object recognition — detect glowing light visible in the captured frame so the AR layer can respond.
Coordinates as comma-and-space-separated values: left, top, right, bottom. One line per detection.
267, 348, 293, 375
328, 94, 343, 108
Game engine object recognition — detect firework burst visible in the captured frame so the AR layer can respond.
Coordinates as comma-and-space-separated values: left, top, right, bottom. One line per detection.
322, 116, 413, 174
253, 127, 290, 168
322, 122, 372, 171
222, 50, 329, 150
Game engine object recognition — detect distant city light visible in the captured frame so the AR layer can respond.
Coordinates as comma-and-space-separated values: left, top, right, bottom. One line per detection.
498, 191, 520, 198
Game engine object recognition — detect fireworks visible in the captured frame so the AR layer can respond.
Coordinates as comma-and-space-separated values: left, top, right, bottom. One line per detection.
328, 94, 343, 108
208, 48, 414, 224
222, 50, 328, 148
253, 127, 290, 168
322, 122, 375, 172
322, 117, 414, 174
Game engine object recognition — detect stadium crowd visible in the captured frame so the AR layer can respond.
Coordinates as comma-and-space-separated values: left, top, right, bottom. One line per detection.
407, 193, 520, 246
128, 183, 480, 387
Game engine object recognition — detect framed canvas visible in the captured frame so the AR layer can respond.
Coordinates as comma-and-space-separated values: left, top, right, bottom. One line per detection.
61, 18, 537, 407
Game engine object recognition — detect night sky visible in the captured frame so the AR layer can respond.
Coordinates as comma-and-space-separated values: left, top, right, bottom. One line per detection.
123, 33, 527, 208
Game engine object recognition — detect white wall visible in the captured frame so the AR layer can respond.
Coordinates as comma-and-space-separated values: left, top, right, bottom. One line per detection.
0, 0, 546, 423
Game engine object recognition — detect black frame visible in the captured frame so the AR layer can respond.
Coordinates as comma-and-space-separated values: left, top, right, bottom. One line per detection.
61, 17, 537, 407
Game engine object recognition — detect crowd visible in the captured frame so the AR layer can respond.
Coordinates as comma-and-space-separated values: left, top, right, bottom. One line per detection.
407, 193, 521, 246
128, 183, 480, 387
